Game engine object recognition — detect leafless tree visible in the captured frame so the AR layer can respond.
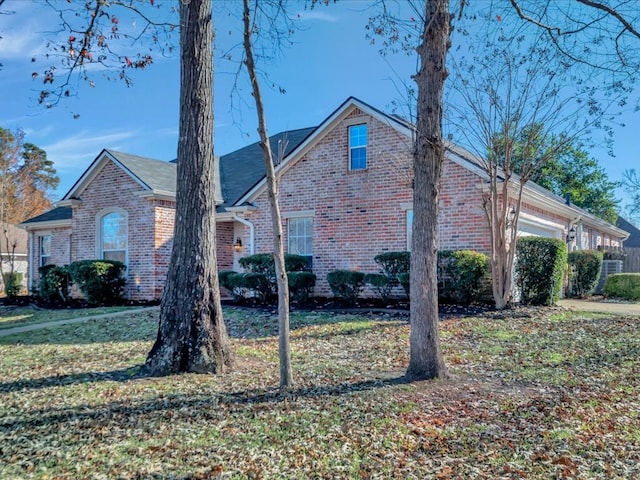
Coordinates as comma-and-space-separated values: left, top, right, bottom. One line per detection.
240, 0, 293, 388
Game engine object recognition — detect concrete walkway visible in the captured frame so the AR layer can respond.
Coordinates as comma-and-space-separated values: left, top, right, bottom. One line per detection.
556, 298, 640, 316
0, 306, 159, 338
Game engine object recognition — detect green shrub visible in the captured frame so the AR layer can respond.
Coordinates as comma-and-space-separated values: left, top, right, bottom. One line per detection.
568, 250, 603, 298
327, 270, 365, 304
288, 271, 316, 304
238, 253, 311, 303
604, 273, 640, 301
2, 271, 23, 299
364, 273, 393, 303
68, 260, 126, 305
38, 265, 72, 306
438, 250, 489, 305
398, 272, 410, 297
515, 237, 567, 306
374, 252, 410, 281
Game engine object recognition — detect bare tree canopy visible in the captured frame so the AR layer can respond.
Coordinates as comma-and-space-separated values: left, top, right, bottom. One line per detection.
36, 0, 177, 108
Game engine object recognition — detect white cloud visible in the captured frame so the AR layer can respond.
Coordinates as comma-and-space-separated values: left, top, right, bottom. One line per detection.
293, 10, 340, 22
42, 129, 138, 168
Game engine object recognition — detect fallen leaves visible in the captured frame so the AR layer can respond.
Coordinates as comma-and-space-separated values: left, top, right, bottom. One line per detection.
0, 307, 639, 478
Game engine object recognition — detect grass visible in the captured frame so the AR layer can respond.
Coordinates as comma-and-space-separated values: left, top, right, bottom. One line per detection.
1, 306, 639, 478
0, 305, 141, 330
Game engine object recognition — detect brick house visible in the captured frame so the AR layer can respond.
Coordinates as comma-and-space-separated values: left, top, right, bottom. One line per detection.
20, 97, 629, 299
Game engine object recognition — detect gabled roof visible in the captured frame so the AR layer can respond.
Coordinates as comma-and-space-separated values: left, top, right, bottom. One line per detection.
220, 127, 316, 207
64, 149, 177, 200
617, 217, 640, 248
237, 96, 414, 205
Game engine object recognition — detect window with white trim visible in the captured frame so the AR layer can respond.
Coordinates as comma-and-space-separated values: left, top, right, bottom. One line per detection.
349, 124, 367, 170
39, 235, 51, 267
288, 217, 313, 257
100, 211, 127, 264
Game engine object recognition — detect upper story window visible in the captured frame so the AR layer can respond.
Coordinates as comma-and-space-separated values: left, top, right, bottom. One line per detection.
100, 211, 127, 264
39, 235, 51, 267
349, 124, 367, 171
406, 209, 413, 252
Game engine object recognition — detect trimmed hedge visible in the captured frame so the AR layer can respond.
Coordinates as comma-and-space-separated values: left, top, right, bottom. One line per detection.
438, 250, 489, 305
288, 271, 316, 303
515, 237, 567, 306
38, 265, 72, 306
604, 273, 640, 301
364, 273, 393, 303
374, 252, 410, 282
568, 250, 603, 298
68, 260, 127, 305
327, 270, 365, 304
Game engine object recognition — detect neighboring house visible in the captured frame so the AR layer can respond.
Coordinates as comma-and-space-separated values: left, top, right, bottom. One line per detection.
0, 223, 28, 293
617, 216, 640, 272
19, 97, 629, 300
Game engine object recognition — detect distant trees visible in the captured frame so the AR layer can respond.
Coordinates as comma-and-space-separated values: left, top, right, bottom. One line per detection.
530, 144, 620, 224
0, 127, 58, 298
0, 128, 59, 224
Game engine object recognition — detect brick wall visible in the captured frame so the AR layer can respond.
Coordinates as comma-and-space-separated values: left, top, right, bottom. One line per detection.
245, 108, 493, 296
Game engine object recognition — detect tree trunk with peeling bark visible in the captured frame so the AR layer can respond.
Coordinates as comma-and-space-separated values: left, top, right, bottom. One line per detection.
406, 0, 450, 381
146, 0, 232, 376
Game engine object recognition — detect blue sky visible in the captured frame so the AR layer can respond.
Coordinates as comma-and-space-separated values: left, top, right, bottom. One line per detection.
0, 0, 637, 211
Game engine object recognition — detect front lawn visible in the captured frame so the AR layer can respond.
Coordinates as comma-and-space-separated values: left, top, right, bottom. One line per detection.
0, 305, 140, 331
1, 306, 639, 478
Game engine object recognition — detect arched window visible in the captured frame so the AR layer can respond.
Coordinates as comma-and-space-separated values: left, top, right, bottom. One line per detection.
100, 211, 127, 264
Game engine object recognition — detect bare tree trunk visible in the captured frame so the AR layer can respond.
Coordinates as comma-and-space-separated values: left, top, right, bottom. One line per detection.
406, 0, 450, 381
242, 0, 292, 389
146, 0, 232, 375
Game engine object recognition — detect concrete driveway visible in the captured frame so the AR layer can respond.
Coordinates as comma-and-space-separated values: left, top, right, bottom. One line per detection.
557, 298, 640, 316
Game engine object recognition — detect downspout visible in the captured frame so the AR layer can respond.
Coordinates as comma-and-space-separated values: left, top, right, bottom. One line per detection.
232, 215, 255, 255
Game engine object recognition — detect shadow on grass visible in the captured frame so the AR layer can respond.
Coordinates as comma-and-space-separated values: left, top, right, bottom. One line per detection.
1, 371, 410, 433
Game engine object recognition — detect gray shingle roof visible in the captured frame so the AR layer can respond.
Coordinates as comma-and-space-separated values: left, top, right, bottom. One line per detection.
219, 127, 316, 206
617, 216, 640, 248
20, 206, 72, 225
106, 150, 177, 193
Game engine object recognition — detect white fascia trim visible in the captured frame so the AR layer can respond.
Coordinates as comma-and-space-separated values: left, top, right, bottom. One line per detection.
19, 219, 72, 231
136, 190, 176, 202
55, 199, 82, 208
64, 150, 151, 200
225, 205, 258, 213
236, 98, 414, 206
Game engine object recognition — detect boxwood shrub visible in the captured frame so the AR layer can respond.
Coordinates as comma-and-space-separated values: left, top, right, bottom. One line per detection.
327, 270, 365, 304
515, 237, 567, 306
438, 250, 489, 305
38, 264, 72, 306
604, 273, 640, 301
288, 271, 316, 304
568, 250, 603, 298
68, 260, 127, 305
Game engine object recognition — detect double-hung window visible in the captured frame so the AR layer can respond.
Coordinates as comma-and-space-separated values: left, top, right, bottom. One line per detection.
349, 124, 367, 170
288, 217, 313, 268
39, 235, 52, 267
100, 211, 128, 264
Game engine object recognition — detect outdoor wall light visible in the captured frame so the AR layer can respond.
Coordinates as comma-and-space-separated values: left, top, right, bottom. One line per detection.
233, 237, 243, 252
567, 225, 577, 242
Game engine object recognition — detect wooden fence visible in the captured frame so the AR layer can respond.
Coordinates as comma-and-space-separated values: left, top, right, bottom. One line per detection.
624, 247, 640, 273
